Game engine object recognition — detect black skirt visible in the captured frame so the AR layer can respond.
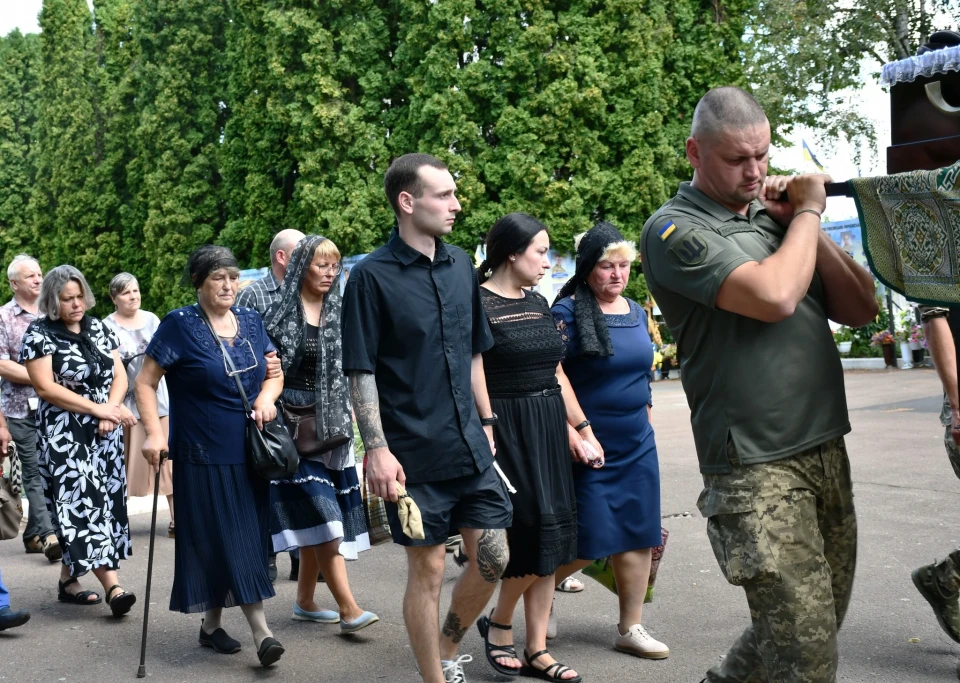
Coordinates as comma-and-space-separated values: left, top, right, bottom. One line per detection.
490, 392, 578, 579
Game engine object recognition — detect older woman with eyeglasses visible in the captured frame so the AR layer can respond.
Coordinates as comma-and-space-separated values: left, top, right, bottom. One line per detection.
262, 235, 376, 633
136, 245, 287, 667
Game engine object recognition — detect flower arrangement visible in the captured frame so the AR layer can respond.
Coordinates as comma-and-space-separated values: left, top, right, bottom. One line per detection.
870, 330, 895, 346
661, 343, 677, 360
909, 324, 926, 348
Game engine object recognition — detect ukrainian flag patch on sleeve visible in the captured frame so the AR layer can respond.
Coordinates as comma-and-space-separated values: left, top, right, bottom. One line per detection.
657, 221, 677, 241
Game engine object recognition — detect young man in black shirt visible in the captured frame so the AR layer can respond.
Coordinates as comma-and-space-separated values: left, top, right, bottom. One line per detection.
342, 153, 512, 683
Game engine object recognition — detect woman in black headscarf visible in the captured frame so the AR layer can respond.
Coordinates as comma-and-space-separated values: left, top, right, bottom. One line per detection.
549, 222, 670, 661
262, 235, 377, 634
21, 265, 138, 616
137, 245, 286, 667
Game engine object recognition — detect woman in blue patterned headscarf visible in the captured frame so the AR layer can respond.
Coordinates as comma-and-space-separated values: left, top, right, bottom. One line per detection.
262, 235, 378, 634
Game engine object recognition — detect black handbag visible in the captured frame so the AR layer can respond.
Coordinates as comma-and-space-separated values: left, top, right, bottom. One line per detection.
198, 306, 299, 480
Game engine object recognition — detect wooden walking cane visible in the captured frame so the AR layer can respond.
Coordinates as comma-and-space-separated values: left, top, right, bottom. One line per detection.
137, 451, 168, 679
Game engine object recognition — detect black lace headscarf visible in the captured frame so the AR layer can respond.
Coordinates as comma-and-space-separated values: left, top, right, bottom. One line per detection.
555, 221, 635, 357
262, 236, 353, 469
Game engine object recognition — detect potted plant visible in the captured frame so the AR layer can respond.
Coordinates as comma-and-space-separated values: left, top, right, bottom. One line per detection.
661, 344, 677, 379
870, 330, 896, 367
833, 327, 854, 355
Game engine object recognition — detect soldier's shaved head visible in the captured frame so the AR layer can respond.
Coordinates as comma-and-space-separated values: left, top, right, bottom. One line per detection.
691, 86, 768, 140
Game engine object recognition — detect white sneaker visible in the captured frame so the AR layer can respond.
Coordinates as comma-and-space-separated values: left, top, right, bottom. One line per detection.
546, 597, 557, 640
614, 623, 669, 659
441, 654, 473, 683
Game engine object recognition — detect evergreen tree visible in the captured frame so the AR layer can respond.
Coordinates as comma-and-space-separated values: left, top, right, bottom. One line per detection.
221, 0, 394, 264
29, 0, 115, 292
94, 0, 144, 288
131, 0, 228, 313
0, 31, 42, 266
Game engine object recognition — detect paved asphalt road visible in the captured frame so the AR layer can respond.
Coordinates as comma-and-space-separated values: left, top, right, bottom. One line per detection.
0, 369, 957, 683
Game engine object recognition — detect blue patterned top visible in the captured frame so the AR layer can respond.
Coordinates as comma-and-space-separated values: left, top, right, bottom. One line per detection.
146, 305, 276, 465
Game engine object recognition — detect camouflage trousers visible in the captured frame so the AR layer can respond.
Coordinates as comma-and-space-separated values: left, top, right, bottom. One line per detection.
698, 437, 858, 683
933, 426, 960, 594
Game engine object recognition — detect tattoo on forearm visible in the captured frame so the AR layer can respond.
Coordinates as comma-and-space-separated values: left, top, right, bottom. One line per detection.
350, 373, 387, 451
441, 611, 468, 644
476, 529, 508, 583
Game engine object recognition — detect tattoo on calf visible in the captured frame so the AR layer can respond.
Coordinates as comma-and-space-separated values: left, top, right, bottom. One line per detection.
476, 529, 508, 583
350, 373, 388, 451
442, 611, 468, 644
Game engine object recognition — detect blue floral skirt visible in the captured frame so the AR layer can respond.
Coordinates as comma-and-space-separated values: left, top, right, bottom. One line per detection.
269, 458, 370, 560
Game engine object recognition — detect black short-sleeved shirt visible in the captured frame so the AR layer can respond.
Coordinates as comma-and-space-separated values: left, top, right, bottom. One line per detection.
341, 229, 495, 484
640, 182, 850, 474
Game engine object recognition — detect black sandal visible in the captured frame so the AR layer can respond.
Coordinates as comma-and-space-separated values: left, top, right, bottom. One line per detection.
521, 649, 582, 682
476, 613, 521, 676
453, 542, 468, 568
57, 578, 101, 605
105, 584, 137, 617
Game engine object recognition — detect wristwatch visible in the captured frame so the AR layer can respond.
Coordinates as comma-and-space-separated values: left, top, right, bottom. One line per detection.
480, 413, 498, 427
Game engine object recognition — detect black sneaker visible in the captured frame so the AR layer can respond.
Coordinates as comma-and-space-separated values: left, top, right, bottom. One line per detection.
199, 625, 242, 654
912, 563, 960, 643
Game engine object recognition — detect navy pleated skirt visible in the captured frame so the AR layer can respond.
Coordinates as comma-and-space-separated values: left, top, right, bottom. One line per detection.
170, 461, 276, 614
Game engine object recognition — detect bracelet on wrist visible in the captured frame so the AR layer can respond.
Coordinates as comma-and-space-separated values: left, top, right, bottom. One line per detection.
793, 208, 822, 221
575, 420, 591, 432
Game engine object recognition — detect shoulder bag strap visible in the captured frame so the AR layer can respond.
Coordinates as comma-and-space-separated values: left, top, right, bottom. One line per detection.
195, 304, 254, 416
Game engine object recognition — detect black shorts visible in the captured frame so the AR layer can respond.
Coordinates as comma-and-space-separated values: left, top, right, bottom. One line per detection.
385, 465, 513, 547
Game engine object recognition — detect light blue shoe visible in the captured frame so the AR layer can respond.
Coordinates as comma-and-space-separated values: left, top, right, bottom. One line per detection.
340, 610, 379, 634
292, 603, 339, 623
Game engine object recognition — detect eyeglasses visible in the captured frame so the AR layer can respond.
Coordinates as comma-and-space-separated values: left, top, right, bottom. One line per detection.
221, 336, 259, 377
314, 262, 343, 276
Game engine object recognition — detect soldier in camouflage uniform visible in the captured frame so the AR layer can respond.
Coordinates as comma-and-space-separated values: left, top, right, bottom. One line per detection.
640, 87, 878, 683
911, 306, 960, 644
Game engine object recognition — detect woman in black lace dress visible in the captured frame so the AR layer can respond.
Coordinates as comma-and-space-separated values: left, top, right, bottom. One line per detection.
473, 213, 603, 682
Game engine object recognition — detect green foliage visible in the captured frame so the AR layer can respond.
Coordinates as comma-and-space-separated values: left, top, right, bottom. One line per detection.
0, 31, 41, 265
745, 0, 956, 155
3, 0, 917, 320
847, 297, 890, 358
131, 0, 229, 314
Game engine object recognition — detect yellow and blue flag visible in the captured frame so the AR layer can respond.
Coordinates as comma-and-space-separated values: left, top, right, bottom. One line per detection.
658, 221, 676, 241
802, 139, 825, 172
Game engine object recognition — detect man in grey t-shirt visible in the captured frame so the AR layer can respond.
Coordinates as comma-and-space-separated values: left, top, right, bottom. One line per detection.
641, 87, 878, 683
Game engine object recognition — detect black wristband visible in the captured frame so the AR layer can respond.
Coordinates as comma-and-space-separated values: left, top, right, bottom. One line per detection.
575, 420, 591, 432
480, 413, 498, 427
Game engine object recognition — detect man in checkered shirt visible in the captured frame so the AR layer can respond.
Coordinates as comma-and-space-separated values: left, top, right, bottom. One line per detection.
236, 229, 305, 314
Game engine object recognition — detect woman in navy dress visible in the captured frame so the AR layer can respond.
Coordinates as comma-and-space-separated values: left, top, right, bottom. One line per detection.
136, 246, 287, 667
550, 222, 670, 660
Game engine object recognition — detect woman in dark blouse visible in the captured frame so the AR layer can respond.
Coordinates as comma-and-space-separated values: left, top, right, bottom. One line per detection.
136, 246, 286, 667
472, 213, 602, 682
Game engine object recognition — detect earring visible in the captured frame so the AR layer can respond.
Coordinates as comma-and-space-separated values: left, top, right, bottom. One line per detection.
509, 256, 516, 261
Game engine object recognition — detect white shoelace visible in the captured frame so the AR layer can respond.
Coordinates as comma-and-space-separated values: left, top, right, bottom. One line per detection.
441, 654, 474, 683
627, 624, 654, 641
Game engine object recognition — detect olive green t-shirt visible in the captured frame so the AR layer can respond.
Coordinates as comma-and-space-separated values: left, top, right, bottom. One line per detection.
640, 182, 850, 474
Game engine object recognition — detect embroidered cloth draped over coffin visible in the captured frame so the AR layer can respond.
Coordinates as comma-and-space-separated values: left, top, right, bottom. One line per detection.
850, 161, 960, 306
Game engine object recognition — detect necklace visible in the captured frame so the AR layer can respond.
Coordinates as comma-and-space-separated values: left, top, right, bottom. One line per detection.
492, 276, 523, 299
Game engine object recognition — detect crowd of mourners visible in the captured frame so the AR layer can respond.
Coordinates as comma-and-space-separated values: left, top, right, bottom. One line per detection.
0, 85, 958, 683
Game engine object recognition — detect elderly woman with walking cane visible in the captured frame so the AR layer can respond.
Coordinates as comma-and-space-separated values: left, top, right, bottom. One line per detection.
136, 245, 286, 667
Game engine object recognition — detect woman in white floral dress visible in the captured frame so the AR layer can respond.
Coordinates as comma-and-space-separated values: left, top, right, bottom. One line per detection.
20, 266, 138, 616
